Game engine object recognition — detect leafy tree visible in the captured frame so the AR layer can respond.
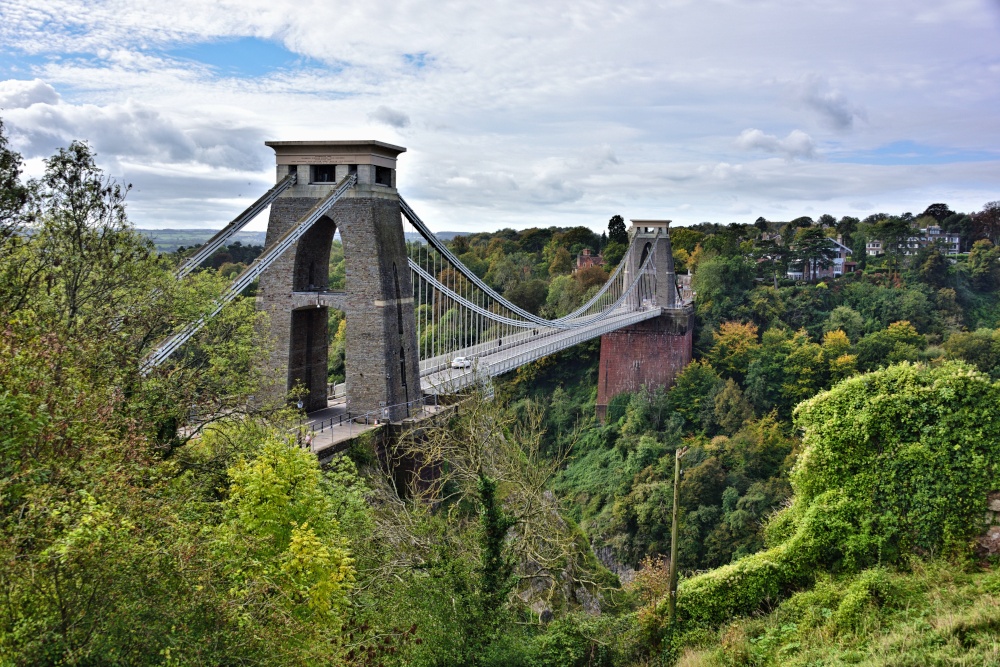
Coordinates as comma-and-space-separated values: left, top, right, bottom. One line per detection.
666, 360, 724, 431
753, 216, 769, 232
559, 226, 601, 253
475, 474, 519, 639
670, 227, 705, 254
967, 239, 1000, 292
450, 234, 470, 254
544, 274, 582, 318
912, 244, 950, 288
791, 226, 837, 281
922, 203, 955, 223
943, 327, 1000, 378
744, 327, 829, 418
548, 246, 573, 276
747, 286, 785, 330
854, 321, 926, 371
713, 378, 754, 436
823, 305, 864, 341
873, 216, 912, 277
608, 214, 628, 245
692, 253, 755, 330
973, 200, 1000, 245
836, 216, 860, 245
0, 119, 30, 254
707, 321, 760, 384
505, 278, 549, 315
752, 237, 790, 288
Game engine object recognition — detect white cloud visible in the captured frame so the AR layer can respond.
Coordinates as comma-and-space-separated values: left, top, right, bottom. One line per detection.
735, 129, 817, 159
1, 89, 267, 170
0, 0, 997, 229
0, 78, 60, 109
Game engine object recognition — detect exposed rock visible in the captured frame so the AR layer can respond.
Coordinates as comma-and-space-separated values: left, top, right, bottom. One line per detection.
988, 491, 1000, 513
977, 526, 1000, 556
574, 586, 602, 616
593, 545, 636, 586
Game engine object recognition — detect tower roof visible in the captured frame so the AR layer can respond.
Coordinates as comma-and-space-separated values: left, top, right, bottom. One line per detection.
265, 140, 406, 167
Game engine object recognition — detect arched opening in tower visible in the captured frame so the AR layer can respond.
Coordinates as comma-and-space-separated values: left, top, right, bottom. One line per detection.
288, 215, 340, 411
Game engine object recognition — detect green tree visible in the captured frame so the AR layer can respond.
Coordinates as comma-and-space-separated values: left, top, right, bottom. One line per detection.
0, 119, 30, 254
752, 237, 789, 288
943, 327, 1000, 378
967, 239, 1000, 292
874, 216, 912, 277
548, 246, 573, 276
601, 240, 626, 268
505, 278, 549, 314
922, 203, 955, 223
713, 379, 754, 436
823, 305, 864, 341
973, 200, 1000, 245
836, 216, 860, 246
608, 214, 628, 245
854, 321, 926, 371
667, 360, 724, 431
791, 226, 837, 281
707, 320, 760, 384
692, 253, 755, 330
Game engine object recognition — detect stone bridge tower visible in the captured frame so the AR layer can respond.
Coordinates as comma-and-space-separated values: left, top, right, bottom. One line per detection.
257, 140, 421, 419
595, 220, 694, 420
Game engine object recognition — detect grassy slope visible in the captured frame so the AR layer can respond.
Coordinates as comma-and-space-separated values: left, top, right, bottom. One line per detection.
676, 560, 1000, 667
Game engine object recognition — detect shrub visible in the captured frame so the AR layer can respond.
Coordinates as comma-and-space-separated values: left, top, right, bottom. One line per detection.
657, 361, 1000, 632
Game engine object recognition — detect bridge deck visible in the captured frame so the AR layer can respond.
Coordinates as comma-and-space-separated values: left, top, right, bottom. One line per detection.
420, 306, 666, 394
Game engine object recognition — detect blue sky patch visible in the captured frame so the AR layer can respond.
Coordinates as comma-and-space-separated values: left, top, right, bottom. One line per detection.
165, 37, 320, 78
403, 52, 432, 69
830, 140, 1000, 166
0, 51, 54, 78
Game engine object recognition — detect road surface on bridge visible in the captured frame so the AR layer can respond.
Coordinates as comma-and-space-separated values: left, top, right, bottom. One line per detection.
420, 306, 666, 394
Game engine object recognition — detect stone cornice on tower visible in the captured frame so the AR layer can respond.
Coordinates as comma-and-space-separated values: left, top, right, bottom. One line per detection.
265, 140, 406, 167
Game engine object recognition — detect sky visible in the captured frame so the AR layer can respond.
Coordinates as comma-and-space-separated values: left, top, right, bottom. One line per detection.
0, 1, 999, 234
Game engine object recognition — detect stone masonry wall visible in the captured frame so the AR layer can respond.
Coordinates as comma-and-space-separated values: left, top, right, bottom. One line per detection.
595, 306, 694, 421
337, 190, 421, 420
256, 180, 421, 418
257, 196, 319, 406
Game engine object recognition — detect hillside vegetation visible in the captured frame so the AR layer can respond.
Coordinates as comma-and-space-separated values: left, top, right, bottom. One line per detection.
1, 120, 998, 665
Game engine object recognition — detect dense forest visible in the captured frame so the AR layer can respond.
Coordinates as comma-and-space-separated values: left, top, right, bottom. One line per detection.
2, 122, 999, 666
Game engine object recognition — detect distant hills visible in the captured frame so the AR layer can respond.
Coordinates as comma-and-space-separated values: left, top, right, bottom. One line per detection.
137, 229, 267, 253
138, 228, 469, 253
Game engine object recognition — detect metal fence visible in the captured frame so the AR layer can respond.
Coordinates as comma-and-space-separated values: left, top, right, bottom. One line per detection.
294, 394, 443, 447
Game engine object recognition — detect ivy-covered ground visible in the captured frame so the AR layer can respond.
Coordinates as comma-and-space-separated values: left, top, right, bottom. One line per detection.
676, 561, 1000, 667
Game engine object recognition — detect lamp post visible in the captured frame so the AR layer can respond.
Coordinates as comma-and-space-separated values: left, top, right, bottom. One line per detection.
667, 445, 690, 628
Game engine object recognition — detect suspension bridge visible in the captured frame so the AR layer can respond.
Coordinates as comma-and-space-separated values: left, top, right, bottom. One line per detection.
143, 140, 693, 426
